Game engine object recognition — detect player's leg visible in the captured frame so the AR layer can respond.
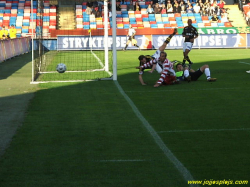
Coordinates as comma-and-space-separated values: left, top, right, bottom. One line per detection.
183, 66, 191, 82
182, 42, 193, 65
124, 37, 131, 50
158, 28, 177, 52
199, 64, 217, 82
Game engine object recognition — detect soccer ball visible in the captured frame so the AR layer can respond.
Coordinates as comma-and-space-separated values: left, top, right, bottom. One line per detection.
56, 63, 66, 73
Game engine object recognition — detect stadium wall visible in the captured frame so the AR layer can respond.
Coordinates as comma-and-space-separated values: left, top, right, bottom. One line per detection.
39, 33, 250, 50
0, 37, 31, 63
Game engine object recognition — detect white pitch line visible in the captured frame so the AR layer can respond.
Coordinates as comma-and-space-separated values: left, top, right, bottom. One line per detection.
158, 128, 250, 133
114, 81, 198, 187
239, 61, 250, 65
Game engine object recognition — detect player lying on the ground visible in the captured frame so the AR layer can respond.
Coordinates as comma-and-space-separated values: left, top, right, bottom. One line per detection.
137, 52, 177, 87
175, 63, 217, 82
136, 28, 178, 86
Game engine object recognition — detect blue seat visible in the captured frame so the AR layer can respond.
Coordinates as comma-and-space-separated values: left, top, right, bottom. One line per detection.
122, 14, 129, 18
218, 22, 225, 27
181, 13, 187, 17
124, 24, 130, 29
143, 18, 149, 22
83, 18, 90, 22
187, 13, 194, 16
149, 17, 156, 21
121, 11, 128, 14
195, 17, 202, 21
157, 21, 163, 24
22, 29, 29, 33
192, 23, 198, 27
129, 18, 136, 22
23, 22, 30, 26
176, 17, 182, 21
163, 21, 170, 24
197, 20, 203, 23
177, 22, 184, 27
162, 14, 168, 17
148, 14, 155, 17
151, 24, 158, 28
83, 25, 90, 29
117, 14, 122, 18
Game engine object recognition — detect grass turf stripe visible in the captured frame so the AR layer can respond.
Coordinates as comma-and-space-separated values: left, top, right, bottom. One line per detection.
114, 80, 198, 187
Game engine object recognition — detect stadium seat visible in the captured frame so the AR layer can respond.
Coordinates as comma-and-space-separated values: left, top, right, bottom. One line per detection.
217, 22, 225, 27
164, 23, 171, 28
224, 22, 232, 27
204, 22, 211, 27
150, 24, 158, 28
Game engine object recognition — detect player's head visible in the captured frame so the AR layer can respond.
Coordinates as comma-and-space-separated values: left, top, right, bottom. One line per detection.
138, 55, 146, 65
187, 19, 192, 26
159, 51, 167, 62
176, 63, 183, 71
2, 26, 5, 29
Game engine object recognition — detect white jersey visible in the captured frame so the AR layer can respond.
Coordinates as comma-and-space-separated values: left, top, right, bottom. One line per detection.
128, 28, 136, 36
154, 58, 175, 75
151, 50, 161, 59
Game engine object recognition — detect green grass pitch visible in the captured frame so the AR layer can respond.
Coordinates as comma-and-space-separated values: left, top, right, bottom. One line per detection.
0, 49, 249, 186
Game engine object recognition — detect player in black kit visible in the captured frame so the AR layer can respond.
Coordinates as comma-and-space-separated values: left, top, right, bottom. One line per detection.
182, 19, 199, 66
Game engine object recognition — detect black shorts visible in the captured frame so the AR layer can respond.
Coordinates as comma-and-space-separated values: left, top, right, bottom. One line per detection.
128, 36, 135, 41
189, 69, 203, 81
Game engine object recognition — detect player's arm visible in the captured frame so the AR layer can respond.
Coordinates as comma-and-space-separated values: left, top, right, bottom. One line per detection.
148, 59, 157, 73
182, 28, 187, 37
148, 64, 156, 73
194, 28, 199, 39
138, 71, 146, 85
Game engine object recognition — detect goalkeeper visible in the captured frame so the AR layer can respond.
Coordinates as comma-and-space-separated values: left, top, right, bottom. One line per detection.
136, 28, 178, 85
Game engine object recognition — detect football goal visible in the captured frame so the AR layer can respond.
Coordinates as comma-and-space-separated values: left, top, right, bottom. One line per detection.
31, 0, 117, 83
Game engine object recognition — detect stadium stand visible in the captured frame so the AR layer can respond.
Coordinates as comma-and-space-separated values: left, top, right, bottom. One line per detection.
0, 0, 57, 37
2, 0, 248, 37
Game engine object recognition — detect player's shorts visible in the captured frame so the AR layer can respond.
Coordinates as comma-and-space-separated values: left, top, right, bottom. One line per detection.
189, 68, 203, 81
132, 38, 137, 45
128, 36, 135, 41
183, 42, 193, 52
155, 63, 162, 74
151, 50, 161, 59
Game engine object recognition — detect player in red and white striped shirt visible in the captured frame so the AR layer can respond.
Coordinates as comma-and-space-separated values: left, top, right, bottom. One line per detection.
153, 51, 176, 87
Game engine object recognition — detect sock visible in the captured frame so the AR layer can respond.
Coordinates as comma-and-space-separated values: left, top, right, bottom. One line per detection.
124, 44, 128, 50
184, 69, 189, 78
204, 68, 211, 79
164, 34, 173, 44
134, 44, 139, 48
186, 56, 192, 64
182, 58, 186, 64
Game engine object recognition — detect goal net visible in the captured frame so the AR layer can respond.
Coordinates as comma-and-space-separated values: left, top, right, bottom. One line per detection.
31, 0, 114, 83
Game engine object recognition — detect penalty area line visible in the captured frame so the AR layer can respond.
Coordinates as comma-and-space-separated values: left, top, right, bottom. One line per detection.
238, 62, 250, 65
114, 80, 198, 187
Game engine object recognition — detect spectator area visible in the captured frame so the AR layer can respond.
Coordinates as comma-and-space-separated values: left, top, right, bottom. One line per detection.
75, 0, 233, 30
2, 0, 250, 38
0, 0, 56, 37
